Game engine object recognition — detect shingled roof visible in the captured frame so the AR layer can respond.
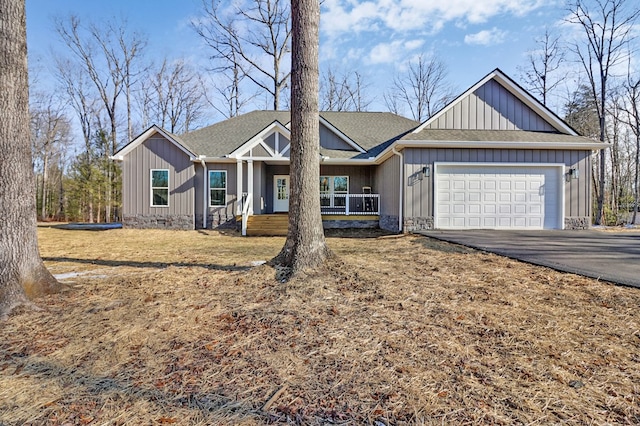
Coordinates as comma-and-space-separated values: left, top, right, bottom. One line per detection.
173, 110, 419, 158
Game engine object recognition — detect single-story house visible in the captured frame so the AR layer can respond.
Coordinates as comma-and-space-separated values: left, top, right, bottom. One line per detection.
112, 68, 607, 234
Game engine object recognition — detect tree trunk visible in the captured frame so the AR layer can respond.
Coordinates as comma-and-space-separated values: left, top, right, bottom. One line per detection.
272, 0, 331, 275
41, 153, 49, 219
0, 0, 62, 319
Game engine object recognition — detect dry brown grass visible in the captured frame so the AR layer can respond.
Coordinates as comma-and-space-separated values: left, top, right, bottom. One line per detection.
1, 225, 639, 425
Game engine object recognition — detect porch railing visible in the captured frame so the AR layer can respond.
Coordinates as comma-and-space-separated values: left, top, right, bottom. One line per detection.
320, 193, 379, 215
241, 192, 252, 236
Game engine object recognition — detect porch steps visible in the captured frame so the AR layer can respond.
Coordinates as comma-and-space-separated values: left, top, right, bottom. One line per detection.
245, 214, 289, 236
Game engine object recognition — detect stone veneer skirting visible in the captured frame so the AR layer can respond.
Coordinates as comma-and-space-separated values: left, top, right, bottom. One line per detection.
403, 216, 434, 233
122, 214, 194, 230
401, 216, 591, 231
195, 213, 237, 230
322, 219, 378, 229
379, 215, 400, 232
564, 217, 591, 230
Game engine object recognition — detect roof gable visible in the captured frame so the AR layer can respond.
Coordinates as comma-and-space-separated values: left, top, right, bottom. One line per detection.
232, 121, 291, 159
112, 125, 197, 161
413, 69, 576, 135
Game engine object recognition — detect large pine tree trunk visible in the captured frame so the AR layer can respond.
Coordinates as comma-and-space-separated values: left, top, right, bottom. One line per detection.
0, 0, 62, 319
273, 0, 331, 275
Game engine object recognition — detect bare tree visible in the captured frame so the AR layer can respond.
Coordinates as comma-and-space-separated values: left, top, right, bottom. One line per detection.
30, 92, 72, 219
139, 58, 207, 133
192, 0, 291, 110
54, 58, 105, 223
1, 0, 62, 319
55, 15, 146, 221
320, 67, 372, 111
618, 70, 640, 224
273, 0, 331, 275
384, 55, 454, 121
566, 0, 640, 225
202, 60, 257, 119
519, 28, 567, 107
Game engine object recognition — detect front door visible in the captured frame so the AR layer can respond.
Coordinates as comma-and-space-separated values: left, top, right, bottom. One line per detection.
273, 175, 290, 212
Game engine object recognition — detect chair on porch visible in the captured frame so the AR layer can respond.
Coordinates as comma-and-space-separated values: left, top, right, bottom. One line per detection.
363, 186, 373, 212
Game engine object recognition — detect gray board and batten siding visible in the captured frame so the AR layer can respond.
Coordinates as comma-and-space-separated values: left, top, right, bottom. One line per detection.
398, 75, 595, 231
193, 162, 240, 230
121, 134, 195, 229
424, 78, 557, 132
401, 148, 592, 232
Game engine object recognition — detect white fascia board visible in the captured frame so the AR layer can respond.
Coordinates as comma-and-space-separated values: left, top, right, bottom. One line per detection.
372, 138, 608, 165
111, 125, 197, 161
413, 71, 497, 134
491, 71, 577, 135
194, 156, 237, 163
320, 158, 377, 165
412, 69, 576, 135
394, 140, 609, 150
229, 121, 290, 158
319, 116, 366, 153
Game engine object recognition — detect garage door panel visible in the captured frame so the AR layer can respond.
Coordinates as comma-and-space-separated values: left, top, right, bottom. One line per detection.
435, 165, 561, 230
469, 204, 481, 214
483, 217, 496, 227
452, 192, 465, 202
468, 217, 481, 227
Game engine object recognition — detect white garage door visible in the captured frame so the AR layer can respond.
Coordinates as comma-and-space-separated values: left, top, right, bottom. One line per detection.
435, 164, 562, 230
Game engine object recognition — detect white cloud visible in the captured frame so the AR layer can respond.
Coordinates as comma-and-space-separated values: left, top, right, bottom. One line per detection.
368, 40, 405, 64
404, 39, 425, 51
321, 0, 551, 36
464, 27, 507, 46
366, 38, 423, 64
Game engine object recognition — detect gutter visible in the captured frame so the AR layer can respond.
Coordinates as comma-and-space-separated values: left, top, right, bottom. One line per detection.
200, 158, 207, 229
392, 147, 403, 233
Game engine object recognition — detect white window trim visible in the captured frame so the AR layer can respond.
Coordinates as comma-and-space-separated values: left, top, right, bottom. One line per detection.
320, 176, 349, 208
150, 169, 170, 207
209, 170, 227, 207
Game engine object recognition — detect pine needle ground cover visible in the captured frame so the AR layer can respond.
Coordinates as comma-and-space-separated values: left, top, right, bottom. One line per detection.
1, 226, 639, 425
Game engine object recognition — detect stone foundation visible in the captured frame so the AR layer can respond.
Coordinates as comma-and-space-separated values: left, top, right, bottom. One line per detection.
322, 219, 378, 229
564, 217, 591, 230
380, 215, 400, 232
403, 216, 434, 233
195, 213, 237, 230
122, 214, 194, 230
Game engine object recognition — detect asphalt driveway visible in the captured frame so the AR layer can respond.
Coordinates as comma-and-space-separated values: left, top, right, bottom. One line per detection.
418, 229, 640, 288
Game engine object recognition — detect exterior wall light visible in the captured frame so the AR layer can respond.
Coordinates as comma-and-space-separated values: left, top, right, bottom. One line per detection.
569, 168, 579, 179
422, 165, 430, 178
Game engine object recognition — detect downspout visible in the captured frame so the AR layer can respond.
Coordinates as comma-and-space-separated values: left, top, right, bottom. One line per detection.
392, 147, 403, 233
200, 159, 207, 229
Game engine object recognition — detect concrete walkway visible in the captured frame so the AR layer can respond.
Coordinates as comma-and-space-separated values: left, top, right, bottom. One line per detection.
418, 229, 640, 288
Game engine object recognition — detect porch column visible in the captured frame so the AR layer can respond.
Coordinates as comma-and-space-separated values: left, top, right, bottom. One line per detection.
236, 160, 243, 215
247, 159, 254, 215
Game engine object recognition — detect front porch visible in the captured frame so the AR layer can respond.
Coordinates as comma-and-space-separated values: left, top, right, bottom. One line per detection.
239, 191, 381, 235
233, 159, 382, 235
240, 213, 381, 236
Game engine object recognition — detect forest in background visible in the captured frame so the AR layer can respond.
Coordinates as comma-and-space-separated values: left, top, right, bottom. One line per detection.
30, 0, 640, 226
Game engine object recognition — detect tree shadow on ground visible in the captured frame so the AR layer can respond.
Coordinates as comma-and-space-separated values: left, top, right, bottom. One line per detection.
41, 257, 251, 272
0, 349, 263, 423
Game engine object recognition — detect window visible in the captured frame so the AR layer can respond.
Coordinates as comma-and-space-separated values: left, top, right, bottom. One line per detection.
209, 170, 227, 206
151, 169, 169, 207
320, 176, 348, 207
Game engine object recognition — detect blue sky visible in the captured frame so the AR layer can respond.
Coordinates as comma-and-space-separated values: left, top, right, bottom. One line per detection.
26, 0, 570, 120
